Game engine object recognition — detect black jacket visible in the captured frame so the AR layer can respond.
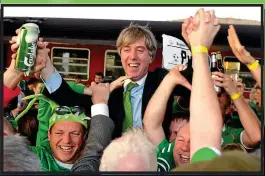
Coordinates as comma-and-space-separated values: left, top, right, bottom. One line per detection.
44, 67, 192, 139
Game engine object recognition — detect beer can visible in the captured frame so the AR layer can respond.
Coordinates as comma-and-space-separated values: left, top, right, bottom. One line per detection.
15, 23, 40, 76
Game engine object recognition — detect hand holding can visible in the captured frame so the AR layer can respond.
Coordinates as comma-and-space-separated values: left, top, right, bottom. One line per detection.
15, 23, 40, 76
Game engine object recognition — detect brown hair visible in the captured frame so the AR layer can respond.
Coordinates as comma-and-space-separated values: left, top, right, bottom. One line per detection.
221, 143, 247, 153
17, 109, 39, 146
116, 23, 157, 61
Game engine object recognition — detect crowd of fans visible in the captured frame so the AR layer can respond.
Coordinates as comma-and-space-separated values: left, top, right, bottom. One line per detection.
3, 8, 262, 172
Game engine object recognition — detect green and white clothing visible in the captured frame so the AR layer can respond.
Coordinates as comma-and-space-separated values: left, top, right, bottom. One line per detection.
28, 82, 85, 171
221, 125, 251, 149
157, 138, 222, 171
29, 140, 71, 171
191, 147, 221, 163
157, 138, 175, 172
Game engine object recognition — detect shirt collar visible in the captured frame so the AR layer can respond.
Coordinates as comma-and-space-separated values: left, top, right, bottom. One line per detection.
54, 157, 73, 170
124, 73, 148, 89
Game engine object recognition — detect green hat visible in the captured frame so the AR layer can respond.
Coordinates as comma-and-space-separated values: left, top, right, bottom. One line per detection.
15, 94, 90, 129
49, 106, 90, 129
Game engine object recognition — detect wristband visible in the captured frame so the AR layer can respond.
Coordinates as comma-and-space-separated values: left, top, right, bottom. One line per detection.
247, 60, 259, 70
191, 46, 208, 55
231, 92, 241, 100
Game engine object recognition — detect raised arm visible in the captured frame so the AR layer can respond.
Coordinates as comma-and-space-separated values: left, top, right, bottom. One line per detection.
72, 82, 114, 172
83, 76, 131, 96
143, 65, 191, 145
187, 9, 223, 158
35, 82, 87, 147
4, 59, 24, 91
227, 25, 261, 88
10, 30, 92, 109
213, 72, 261, 148
3, 60, 22, 107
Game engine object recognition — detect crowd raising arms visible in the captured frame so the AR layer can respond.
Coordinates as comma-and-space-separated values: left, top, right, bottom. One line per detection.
3, 7, 262, 172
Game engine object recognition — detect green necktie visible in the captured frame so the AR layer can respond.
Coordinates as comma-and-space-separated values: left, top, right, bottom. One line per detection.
122, 82, 139, 132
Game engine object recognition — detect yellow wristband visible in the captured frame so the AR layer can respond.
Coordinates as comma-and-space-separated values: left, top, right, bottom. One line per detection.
231, 92, 241, 100
247, 60, 259, 70
191, 46, 208, 55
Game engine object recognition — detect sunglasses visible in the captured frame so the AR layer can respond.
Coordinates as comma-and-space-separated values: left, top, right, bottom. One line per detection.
54, 106, 85, 115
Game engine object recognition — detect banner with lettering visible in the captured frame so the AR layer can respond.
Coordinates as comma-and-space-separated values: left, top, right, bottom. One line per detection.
162, 34, 192, 70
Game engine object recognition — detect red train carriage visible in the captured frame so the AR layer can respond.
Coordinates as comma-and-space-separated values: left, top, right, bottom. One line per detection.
3, 17, 262, 98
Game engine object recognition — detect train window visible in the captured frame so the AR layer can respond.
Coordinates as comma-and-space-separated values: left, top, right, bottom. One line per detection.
239, 72, 256, 91
104, 50, 125, 81
51, 47, 90, 81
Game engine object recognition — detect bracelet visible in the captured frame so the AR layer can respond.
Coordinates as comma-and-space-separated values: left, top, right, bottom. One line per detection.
247, 60, 259, 70
231, 92, 241, 100
191, 46, 208, 55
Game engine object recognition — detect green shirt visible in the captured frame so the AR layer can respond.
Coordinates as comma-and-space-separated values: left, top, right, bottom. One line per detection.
230, 101, 261, 127
29, 82, 85, 172
191, 147, 221, 163
221, 125, 244, 147
157, 139, 222, 171
157, 138, 175, 172
29, 141, 70, 172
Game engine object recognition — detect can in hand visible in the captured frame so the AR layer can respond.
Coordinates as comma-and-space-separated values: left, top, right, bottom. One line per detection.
15, 23, 40, 76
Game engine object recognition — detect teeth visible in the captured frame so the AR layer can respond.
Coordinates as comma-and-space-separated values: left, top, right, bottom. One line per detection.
181, 155, 190, 159
60, 146, 72, 151
129, 63, 139, 67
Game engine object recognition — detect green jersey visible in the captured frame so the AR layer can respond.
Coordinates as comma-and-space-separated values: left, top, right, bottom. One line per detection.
221, 125, 250, 149
28, 82, 85, 171
157, 139, 222, 171
29, 141, 70, 171
191, 147, 221, 163
157, 138, 175, 172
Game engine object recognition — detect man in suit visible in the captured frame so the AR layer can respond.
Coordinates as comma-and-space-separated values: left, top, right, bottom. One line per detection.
10, 24, 192, 139
108, 24, 192, 138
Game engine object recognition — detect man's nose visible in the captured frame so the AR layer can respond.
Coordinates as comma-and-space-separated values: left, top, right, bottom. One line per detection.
181, 141, 190, 152
61, 133, 72, 144
129, 49, 137, 59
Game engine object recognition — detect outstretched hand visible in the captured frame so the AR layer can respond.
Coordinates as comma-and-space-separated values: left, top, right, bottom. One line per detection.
91, 82, 110, 105
10, 29, 51, 74
166, 65, 192, 91
227, 25, 256, 65
183, 8, 220, 49
212, 72, 238, 96
110, 75, 132, 92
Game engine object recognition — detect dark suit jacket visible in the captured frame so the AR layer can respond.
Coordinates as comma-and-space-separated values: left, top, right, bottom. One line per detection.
109, 67, 192, 139
45, 67, 192, 139
71, 115, 114, 172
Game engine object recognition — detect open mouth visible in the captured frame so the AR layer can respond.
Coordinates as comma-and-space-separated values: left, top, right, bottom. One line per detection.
59, 146, 74, 152
128, 63, 140, 68
180, 154, 190, 163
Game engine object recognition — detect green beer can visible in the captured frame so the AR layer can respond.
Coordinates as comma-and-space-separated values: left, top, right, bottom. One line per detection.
15, 23, 40, 76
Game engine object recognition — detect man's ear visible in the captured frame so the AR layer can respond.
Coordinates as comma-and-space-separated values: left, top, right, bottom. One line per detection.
48, 130, 51, 141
